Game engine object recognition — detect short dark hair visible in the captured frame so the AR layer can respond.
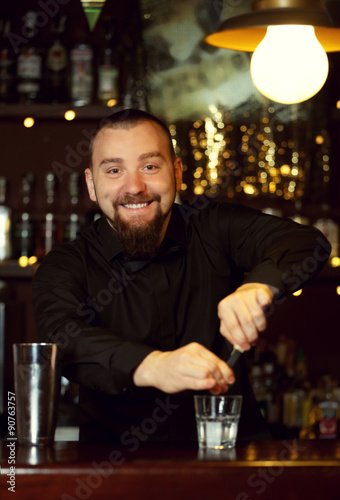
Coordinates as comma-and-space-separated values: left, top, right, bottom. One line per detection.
89, 109, 176, 169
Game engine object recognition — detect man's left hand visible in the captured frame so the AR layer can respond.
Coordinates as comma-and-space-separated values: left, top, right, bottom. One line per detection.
217, 283, 274, 350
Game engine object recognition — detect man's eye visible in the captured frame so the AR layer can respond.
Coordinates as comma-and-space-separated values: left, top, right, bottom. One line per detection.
144, 164, 157, 171
108, 168, 120, 174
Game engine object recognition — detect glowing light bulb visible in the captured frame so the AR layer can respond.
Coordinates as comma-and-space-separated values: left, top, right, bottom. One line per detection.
250, 25, 329, 104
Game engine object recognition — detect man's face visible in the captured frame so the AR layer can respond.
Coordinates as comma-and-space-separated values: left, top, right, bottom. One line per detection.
85, 121, 183, 256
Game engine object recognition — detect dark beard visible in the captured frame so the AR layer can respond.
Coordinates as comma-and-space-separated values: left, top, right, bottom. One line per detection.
108, 195, 169, 260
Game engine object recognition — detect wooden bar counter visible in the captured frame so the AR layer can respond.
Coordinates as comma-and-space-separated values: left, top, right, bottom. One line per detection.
1, 439, 340, 499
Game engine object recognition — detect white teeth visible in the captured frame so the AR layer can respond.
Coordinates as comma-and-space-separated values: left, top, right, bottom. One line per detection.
123, 202, 149, 209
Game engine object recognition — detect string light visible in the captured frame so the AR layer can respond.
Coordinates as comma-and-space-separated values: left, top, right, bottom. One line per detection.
23, 117, 34, 128
64, 110, 76, 121
188, 107, 308, 200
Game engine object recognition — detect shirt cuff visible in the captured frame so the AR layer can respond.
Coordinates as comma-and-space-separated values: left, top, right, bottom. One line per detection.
241, 260, 289, 294
110, 341, 156, 393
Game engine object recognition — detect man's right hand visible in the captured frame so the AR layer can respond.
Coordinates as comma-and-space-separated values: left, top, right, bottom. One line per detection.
132, 342, 235, 395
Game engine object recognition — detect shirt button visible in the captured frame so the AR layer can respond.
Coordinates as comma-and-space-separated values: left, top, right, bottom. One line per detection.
122, 387, 127, 392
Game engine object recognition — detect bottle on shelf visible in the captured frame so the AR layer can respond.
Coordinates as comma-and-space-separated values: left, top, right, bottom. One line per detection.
122, 32, 148, 111
282, 346, 311, 438
69, 18, 94, 107
250, 364, 267, 418
313, 376, 339, 439
97, 17, 119, 106
16, 12, 43, 104
299, 391, 315, 439
35, 172, 59, 261
262, 361, 281, 427
43, 15, 69, 104
12, 172, 35, 260
0, 177, 11, 261
0, 18, 17, 103
64, 172, 84, 242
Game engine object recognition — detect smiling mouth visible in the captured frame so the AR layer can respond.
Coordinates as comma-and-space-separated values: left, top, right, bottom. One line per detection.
122, 202, 152, 209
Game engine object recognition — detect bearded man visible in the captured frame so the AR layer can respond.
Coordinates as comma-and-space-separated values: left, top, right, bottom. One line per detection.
33, 109, 330, 444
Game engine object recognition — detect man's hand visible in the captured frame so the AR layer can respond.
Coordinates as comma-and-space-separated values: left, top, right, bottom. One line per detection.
218, 283, 275, 351
132, 342, 235, 395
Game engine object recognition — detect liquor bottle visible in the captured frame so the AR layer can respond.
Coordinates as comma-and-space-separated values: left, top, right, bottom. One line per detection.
64, 172, 83, 241
12, 173, 35, 260
0, 18, 16, 103
250, 364, 267, 418
97, 17, 119, 105
282, 346, 311, 438
314, 376, 339, 439
70, 44, 94, 106
262, 361, 281, 426
35, 172, 58, 261
69, 171, 80, 206
299, 391, 316, 439
69, 16, 94, 107
0, 177, 11, 261
122, 33, 147, 111
16, 12, 43, 104
43, 15, 69, 104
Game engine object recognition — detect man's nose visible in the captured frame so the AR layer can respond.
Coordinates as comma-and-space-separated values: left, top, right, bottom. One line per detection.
124, 172, 146, 195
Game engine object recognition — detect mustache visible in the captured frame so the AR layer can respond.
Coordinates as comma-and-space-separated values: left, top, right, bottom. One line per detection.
114, 193, 161, 208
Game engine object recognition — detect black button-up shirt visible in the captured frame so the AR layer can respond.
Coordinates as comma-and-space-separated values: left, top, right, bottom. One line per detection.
32, 201, 330, 443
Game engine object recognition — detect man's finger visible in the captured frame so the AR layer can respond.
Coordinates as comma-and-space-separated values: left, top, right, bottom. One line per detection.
256, 288, 272, 308
197, 349, 234, 385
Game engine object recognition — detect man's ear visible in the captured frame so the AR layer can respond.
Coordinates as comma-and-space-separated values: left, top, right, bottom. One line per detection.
84, 168, 97, 202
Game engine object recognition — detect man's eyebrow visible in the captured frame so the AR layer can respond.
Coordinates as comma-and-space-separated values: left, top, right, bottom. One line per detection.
98, 151, 165, 168
138, 151, 165, 161
99, 157, 123, 168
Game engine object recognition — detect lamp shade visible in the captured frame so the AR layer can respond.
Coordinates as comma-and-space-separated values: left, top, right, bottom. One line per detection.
205, 1, 340, 52
205, 0, 340, 103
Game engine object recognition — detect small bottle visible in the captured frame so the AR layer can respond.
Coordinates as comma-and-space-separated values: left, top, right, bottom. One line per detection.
315, 376, 339, 439
299, 391, 315, 439
64, 172, 83, 242
35, 172, 58, 261
43, 15, 69, 104
97, 17, 119, 106
16, 12, 43, 104
0, 18, 17, 103
70, 44, 94, 106
282, 347, 310, 438
122, 34, 147, 111
70, 17, 93, 107
0, 176, 12, 261
250, 364, 267, 418
12, 173, 35, 260
262, 361, 281, 427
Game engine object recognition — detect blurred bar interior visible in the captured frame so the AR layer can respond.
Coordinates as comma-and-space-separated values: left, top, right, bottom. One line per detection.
1, 0, 340, 441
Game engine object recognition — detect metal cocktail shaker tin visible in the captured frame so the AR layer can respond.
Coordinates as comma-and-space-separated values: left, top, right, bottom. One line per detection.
13, 343, 61, 446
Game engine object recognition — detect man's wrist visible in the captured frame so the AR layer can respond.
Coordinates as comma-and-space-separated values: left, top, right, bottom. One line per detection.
132, 350, 163, 387
237, 282, 279, 298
